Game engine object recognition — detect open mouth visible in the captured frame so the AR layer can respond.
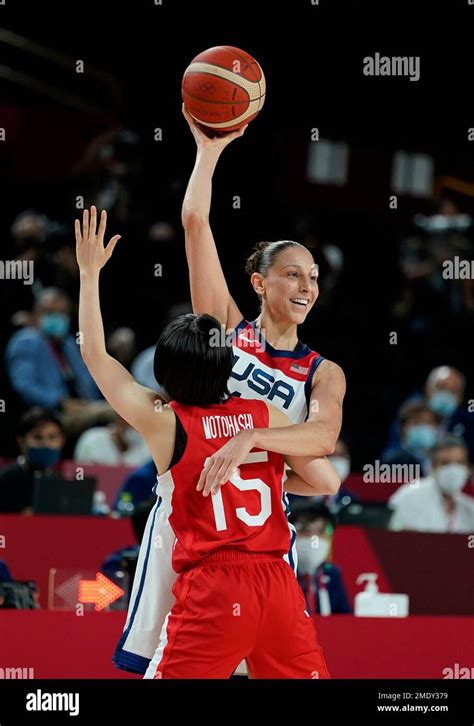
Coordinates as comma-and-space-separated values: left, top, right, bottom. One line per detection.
290, 298, 310, 308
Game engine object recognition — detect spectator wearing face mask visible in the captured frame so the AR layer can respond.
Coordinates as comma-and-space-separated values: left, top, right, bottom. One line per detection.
383, 366, 474, 462
388, 436, 474, 533
291, 503, 352, 615
297, 438, 359, 514
0, 407, 65, 513
381, 400, 440, 476
5, 287, 113, 436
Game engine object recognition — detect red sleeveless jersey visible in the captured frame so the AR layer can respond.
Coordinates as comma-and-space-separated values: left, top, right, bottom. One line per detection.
155, 396, 289, 573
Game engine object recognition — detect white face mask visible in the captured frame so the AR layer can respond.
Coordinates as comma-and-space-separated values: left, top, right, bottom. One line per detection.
434, 463, 469, 495
329, 456, 350, 482
296, 536, 330, 574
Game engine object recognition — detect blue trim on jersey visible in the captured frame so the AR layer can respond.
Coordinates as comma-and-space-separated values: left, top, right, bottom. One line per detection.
304, 355, 325, 421
113, 649, 150, 674
234, 318, 248, 333
241, 319, 312, 359
282, 492, 297, 573
288, 526, 297, 572
113, 498, 160, 673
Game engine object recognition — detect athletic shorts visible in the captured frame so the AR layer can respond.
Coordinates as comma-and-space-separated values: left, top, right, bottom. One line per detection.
146, 550, 330, 679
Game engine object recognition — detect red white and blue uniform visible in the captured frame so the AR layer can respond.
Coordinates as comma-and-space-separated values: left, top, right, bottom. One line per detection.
113, 319, 325, 676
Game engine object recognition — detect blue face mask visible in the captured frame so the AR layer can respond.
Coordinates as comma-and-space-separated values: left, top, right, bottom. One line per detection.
428, 391, 458, 418
405, 424, 438, 452
26, 446, 61, 469
40, 313, 70, 339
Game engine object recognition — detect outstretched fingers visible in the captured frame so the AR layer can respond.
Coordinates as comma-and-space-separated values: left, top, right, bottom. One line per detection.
82, 208, 89, 239
105, 234, 121, 260
74, 219, 82, 245
97, 209, 107, 241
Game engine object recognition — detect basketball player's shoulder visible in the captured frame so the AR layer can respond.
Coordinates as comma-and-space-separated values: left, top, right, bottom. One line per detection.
310, 357, 346, 392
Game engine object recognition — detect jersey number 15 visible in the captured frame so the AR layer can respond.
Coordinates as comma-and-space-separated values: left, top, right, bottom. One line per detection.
205, 451, 272, 532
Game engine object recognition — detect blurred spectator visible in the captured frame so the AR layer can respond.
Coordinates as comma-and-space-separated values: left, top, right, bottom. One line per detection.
290, 502, 352, 615
0, 562, 39, 610
74, 413, 150, 466
383, 366, 474, 461
293, 438, 359, 515
131, 302, 192, 390
393, 195, 474, 328
5, 287, 114, 436
113, 459, 157, 515
130, 345, 160, 391
106, 327, 136, 368
388, 436, 474, 533
0, 407, 65, 513
5, 210, 80, 329
148, 221, 176, 244
72, 127, 144, 226
327, 437, 359, 510
0, 560, 13, 582
381, 400, 440, 476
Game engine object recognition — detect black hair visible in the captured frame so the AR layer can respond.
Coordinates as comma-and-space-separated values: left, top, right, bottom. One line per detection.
245, 240, 308, 278
430, 435, 468, 462
16, 407, 65, 438
289, 501, 337, 528
398, 399, 440, 427
153, 313, 233, 406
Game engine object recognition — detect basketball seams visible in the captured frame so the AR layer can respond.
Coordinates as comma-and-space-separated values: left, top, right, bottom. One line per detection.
183, 62, 263, 99
192, 45, 263, 83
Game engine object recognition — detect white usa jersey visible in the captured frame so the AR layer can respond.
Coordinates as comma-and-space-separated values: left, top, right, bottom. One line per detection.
229, 318, 325, 423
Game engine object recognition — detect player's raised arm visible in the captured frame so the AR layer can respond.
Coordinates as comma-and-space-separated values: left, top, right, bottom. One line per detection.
181, 104, 247, 329
75, 207, 161, 438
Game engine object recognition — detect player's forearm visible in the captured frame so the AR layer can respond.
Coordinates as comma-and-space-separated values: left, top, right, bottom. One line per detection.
283, 470, 336, 496
284, 456, 341, 495
182, 147, 221, 223
78, 271, 107, 361
252, 421, 336, 458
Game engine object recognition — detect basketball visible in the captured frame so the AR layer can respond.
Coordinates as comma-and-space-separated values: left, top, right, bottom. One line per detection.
182, 46, 266, 134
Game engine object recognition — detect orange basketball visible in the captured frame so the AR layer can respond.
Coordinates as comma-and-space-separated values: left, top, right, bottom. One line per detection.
182, 46, 266, 134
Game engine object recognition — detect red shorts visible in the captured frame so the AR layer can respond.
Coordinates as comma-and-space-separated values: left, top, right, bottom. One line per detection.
151, 550, 330, 679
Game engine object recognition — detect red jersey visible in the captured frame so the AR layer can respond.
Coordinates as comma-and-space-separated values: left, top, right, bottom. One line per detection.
155, 396, 289, 573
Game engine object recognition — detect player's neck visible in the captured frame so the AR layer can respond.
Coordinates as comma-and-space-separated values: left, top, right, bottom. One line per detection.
254, 314, 299, 351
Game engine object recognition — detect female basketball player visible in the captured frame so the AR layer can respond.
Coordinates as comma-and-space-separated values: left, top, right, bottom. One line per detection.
75, 207, 338, 677
180, 103, 346, 496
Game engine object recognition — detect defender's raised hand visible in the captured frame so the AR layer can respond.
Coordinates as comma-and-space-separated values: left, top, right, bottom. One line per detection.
75, 206, 121, 274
